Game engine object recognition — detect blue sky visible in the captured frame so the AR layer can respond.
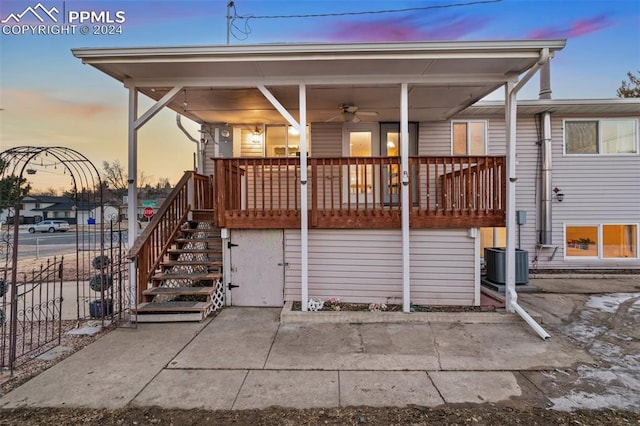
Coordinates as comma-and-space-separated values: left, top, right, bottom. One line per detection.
1, 0, 639, 190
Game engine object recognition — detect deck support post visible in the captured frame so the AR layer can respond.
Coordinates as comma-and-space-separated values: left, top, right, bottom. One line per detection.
299, 84, 309, 311
400, 83, 411, 313
127, 87, 139, 311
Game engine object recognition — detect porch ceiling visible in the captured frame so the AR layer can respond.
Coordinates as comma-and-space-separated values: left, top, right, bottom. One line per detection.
73, 40, 566, 124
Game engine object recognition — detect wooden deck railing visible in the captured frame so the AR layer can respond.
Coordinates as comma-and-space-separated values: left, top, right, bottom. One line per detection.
129, 171, 213, 302
212, 156, 505, 229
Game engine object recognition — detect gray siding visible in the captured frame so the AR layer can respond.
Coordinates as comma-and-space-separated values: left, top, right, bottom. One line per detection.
453, 112, 640, 270
284, 229, 476, 305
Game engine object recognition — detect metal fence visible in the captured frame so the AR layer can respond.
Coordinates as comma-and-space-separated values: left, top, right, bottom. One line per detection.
1, 257, 63, 372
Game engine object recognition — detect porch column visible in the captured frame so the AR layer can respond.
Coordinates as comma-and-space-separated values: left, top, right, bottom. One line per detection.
299, 84, 309, 311
400, 83, 411, 313
504, 82, 518, 313
127, 87, 138, 310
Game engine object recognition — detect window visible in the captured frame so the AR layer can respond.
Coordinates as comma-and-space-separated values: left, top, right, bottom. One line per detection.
265, 125, 310, 157
452, 121, 487, 155
480, 227, 506, 255
565, 119, 638, 154
565, 224, 638, 259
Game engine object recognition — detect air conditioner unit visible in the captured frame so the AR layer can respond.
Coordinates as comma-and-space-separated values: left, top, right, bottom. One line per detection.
485, 247, 529, 284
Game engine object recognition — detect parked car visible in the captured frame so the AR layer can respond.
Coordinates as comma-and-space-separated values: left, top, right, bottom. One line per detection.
28, 220, 70, 233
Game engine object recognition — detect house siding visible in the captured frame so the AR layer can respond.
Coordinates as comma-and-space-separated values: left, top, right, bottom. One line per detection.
452, 112, 640, 270
284, 228, 476, 305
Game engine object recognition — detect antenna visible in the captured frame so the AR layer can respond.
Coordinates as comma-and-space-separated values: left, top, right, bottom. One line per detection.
226, 1, 234, 45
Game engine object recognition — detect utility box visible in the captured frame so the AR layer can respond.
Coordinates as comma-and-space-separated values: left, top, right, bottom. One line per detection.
485, 247, 529, 284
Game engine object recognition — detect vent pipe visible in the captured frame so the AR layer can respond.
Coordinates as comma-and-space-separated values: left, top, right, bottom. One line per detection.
538, 60, 553, 245
539, 61, 552, 100
538, 112, 553, 245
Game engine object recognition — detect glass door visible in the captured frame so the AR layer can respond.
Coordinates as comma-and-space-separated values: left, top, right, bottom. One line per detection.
343, 124, 379, 204
380, 123, 417, 205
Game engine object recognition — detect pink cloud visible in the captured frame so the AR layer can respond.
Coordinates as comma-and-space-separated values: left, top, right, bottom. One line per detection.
1, 89, 120, 119
528, 14, 614, 39
318, 15, 489, 42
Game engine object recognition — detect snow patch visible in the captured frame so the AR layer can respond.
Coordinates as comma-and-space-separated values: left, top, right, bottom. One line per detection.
585, 293, 640, 313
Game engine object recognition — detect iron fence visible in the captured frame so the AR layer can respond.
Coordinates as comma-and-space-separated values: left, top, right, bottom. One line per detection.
1, 257, 63, 372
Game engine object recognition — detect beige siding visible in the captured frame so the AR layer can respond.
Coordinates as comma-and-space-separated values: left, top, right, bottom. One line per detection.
410, 229, 476, 305
310, 122, 343, 156
284, 229, 475, 305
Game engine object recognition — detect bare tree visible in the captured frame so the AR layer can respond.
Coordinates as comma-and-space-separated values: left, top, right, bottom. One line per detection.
617, 70, 640, 98
101, 160, 127, 193
156, 177, 171, 190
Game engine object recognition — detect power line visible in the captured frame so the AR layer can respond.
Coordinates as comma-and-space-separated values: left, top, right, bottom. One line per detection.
227, 0, 503, 42
239, 0, 502, 19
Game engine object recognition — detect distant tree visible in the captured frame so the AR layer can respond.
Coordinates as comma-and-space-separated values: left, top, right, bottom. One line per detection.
101, 160, 128, 205
101, 160, 127, 194
156, 177, 172, 190
0, 159, 32, 217
32, 187, 59, 196
617, 70, 640, 98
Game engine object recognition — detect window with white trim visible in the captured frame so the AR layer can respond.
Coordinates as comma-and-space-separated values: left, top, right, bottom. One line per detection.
265, 125, 310, 157
452, 121, 487, 155
565, 224, 638, 259
564, 119, 638, 154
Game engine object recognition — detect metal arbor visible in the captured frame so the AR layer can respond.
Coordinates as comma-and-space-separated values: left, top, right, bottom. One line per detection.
0, 146, 129, 371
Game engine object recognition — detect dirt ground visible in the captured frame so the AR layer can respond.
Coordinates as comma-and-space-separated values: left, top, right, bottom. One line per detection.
0, 405, 638, 425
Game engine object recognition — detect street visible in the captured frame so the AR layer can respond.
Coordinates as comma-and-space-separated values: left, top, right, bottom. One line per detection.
2, 229, 127, 260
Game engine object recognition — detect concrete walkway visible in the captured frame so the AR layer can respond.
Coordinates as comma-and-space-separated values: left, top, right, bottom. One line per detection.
1, 276, 638, 412
0, 307, 594, 411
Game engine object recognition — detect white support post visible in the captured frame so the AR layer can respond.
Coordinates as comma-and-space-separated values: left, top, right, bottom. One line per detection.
400, 83, 411, 313
299, 84, 309, 311
127, 87, 139, 310
504, 82, 518, 313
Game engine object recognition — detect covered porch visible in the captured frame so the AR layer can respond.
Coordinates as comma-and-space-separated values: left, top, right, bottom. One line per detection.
73, 40, 565, 334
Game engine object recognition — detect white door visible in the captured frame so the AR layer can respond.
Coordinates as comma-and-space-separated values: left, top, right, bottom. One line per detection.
343, 124, 380, 204
229, 229, 284, 306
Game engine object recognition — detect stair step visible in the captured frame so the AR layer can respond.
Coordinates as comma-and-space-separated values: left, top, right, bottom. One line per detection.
134, 301, 210, 313
192, 209, 215, 220
143, 286, 216, 296
167, 248, 222, 255
160, 260, 222, 268
179, 230, 220, 236
135, 312, 204, 322
175, 238, 221, 244
151, 272, 222, 281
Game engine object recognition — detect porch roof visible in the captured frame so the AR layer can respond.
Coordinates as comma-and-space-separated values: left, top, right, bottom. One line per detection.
72, 40, 565, 124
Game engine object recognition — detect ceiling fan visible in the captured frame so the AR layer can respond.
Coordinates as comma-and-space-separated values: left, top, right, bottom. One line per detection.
326, 104, 378, 123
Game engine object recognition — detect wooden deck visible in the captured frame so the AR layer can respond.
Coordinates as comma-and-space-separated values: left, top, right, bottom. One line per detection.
214, 156, 505, 229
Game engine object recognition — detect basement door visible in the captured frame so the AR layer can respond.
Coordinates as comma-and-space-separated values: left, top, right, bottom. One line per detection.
229, 229, 284, 307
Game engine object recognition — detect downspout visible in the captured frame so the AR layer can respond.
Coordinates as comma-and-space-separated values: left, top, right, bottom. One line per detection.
505, 48, 551, 340
176, 114, 204, 173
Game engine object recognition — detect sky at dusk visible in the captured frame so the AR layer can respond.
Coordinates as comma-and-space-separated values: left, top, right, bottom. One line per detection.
1, 0, 639, 191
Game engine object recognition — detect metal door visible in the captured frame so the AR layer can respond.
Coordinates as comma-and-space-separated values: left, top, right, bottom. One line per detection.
229, 230, 284, 306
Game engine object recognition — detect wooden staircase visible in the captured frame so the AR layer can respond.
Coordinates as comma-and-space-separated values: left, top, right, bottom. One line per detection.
134, 211, 224, 322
